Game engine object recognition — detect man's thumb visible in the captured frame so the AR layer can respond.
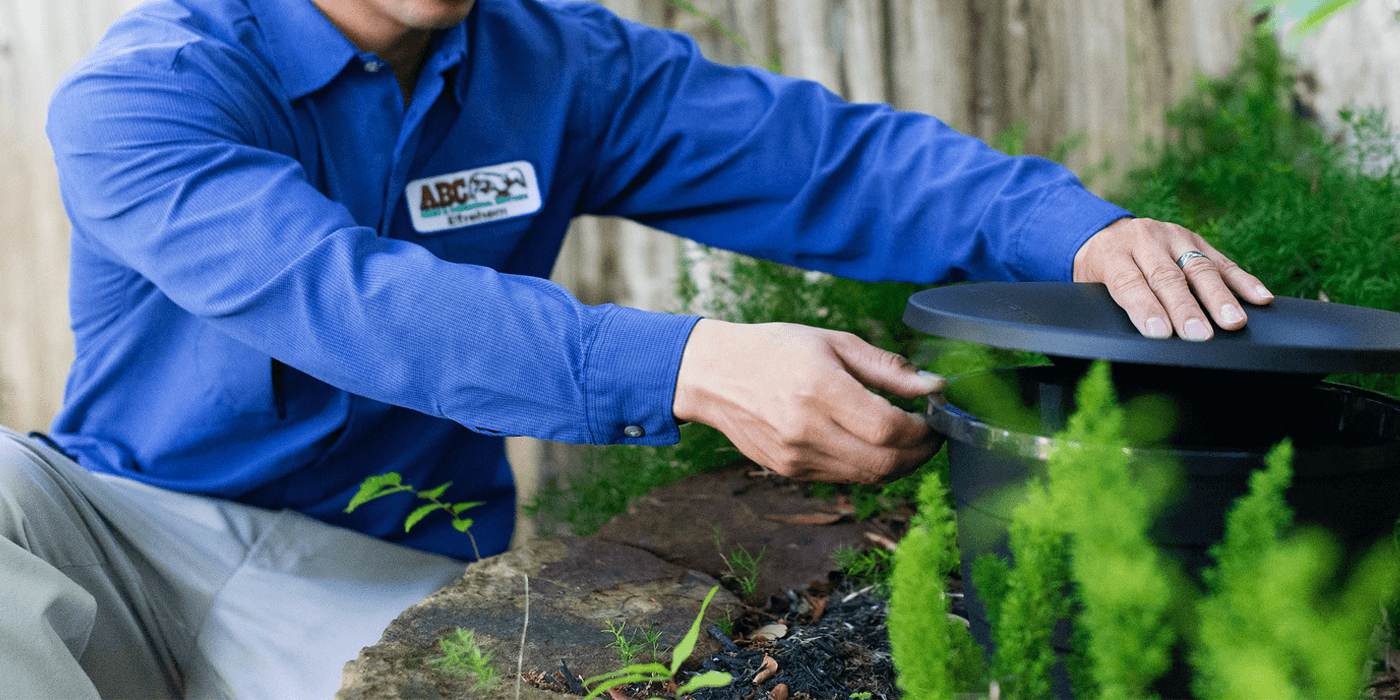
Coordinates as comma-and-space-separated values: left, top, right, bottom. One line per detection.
833, 338, 944, 399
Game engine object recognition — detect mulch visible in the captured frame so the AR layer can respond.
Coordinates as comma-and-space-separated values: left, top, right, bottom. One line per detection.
522, 461, 943, 700
688, 586, 898, 700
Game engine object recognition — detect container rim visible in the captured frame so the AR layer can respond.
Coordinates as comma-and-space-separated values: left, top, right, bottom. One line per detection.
925, 376, 1400, 477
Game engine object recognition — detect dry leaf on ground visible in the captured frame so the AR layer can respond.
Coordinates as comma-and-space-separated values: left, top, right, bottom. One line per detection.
864, 532, 898, 551
752, 623, 788, 641
753, 654, 778, 684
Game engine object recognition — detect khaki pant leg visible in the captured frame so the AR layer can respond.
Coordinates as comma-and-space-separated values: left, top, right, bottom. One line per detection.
0, 428, 184, 699
0, 424, 471, 700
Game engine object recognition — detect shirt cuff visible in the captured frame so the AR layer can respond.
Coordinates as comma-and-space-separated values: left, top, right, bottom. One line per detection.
1015, 183, 1134, 282
582, 306, 703, 446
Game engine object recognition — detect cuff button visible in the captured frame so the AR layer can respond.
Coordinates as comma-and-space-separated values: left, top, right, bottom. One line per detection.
623, 425, 645, 438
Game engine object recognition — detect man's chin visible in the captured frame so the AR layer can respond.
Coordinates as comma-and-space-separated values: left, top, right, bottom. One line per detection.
398, 0, 476, 29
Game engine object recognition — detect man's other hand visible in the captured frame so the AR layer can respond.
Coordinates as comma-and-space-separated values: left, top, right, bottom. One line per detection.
1073, 217, 1274, 340
672, 320, 945, 484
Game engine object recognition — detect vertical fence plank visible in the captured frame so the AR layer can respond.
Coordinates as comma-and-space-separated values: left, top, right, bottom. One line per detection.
839, 0, 889, 104
0, 0, 141, 431
887, 0, 974, 131
1003, 0, 1063, 152
1291, 0, 1400, 135
774, 0, 841, 89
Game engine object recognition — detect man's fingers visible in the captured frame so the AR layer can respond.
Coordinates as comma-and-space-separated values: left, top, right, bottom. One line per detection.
1193, 239, 1274, 307
830, 333, 945, 399
1172, 247, 1247, 333
1139, 246, 1216, 340
1168, 240, 1273, 335
815, 336, 942, 447
788, 417, 939, 484
1075, 217, 1275, 341
826, 379, 932, 450
1099, 255, 1174, 338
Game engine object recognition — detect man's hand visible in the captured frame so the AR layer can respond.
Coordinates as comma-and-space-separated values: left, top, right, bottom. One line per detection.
673, 320, 944, 484
1073, 217, 1273, 340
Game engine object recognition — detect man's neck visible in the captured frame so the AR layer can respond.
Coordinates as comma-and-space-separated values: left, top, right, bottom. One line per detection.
310, 1, 437, 103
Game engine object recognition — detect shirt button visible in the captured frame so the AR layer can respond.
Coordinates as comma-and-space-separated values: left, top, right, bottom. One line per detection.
623, 425, 645, 438
363, 61, 384, 73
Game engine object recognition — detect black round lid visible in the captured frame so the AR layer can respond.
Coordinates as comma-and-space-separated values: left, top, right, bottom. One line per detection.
903, 282, 1400, 374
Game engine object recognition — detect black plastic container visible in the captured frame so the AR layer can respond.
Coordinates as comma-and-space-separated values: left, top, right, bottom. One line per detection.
903, 282, 1400, 698
932, 365, 1400, 656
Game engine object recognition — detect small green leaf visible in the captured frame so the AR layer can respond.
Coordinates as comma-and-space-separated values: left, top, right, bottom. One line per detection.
582, 670, 668, 699
452, 501, 485, 514
670, 585, 719, 676
675, 670, 732, 694
452, 517, 474, 533
405, 503, 441, 532
1293, 0, 1359, 35
418, 481, 453, 501
584, 663, 669, 686
345, 472, 409, 513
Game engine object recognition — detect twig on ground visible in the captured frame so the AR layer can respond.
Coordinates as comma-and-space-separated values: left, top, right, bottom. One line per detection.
516, 573, 529, 700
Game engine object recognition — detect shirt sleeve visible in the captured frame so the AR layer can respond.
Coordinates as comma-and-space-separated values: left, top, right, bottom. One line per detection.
570, 7, 1131, 284
46, 36, 697, 448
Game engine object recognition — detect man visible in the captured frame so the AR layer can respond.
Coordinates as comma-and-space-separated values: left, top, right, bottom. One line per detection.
2, 0, 1272, 697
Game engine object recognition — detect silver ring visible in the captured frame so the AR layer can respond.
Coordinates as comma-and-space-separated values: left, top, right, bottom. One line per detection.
1176, 250, 1209, 269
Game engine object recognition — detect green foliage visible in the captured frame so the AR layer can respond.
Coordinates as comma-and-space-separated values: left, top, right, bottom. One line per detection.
1043, 363, 1179, 700
984, 487, 1072, 700
974, 363, 1177, 700
831, 543, 893, 595
713, 526, 765, 602
345, 472, 414, 511
990, 121, 1030, 157
1193, 440, 1400, 700
1261, 0, 1383, 36
602, 619, 665, 666
1120, 27, 1316, 221
888, 470, 982, 699
428, 627, 500, 691
1111, 25, 1400, 398
345, 472, 485, 560
1291, 0, 1359, 33
583, 585, 733, 699
709, 256, 924, 358
713, 608, 736, 637
523, 422, 737, 536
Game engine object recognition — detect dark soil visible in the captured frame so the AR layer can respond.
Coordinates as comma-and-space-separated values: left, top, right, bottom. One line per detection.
689, 587, 898, 700
523, 461, 951, 700
529, 583, 908, 700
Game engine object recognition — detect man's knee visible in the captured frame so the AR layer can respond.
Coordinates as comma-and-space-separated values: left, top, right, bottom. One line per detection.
0, 428, 93, 559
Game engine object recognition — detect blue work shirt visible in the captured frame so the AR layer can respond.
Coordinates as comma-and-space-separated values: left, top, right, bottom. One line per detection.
45, 0, 1130, 560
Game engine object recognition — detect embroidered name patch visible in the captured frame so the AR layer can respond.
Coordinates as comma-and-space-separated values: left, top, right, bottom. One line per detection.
405, 161, 542, 234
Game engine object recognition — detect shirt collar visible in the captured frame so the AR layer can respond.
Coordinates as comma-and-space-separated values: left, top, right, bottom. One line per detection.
247, 0, 469, 102
426, 21, 470, 107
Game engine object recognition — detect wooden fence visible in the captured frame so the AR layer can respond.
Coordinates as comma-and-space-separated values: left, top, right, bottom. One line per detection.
0, 0, 1328, 435
0, 0, 143, 431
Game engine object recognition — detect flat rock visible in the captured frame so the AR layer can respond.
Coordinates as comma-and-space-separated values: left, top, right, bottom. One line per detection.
338, 537, 741, 700
593, 463, 899, 604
